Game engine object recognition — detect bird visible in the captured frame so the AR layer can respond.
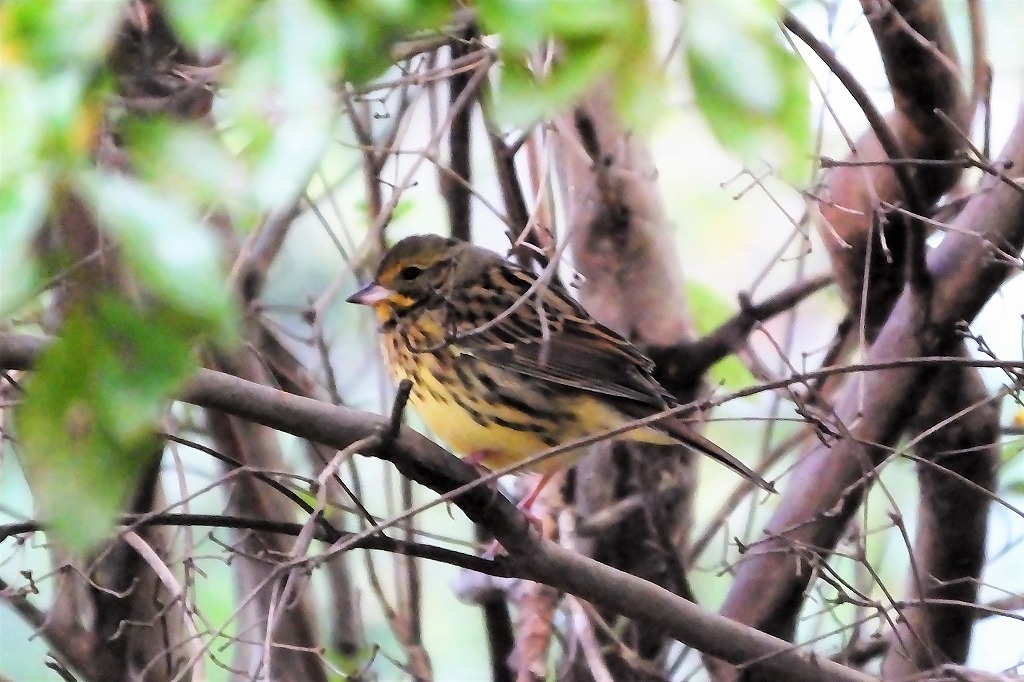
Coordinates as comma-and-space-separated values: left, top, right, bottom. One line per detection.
347, 234, 773, 512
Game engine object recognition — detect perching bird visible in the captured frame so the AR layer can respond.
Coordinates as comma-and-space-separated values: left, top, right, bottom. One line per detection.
347, 234, 773, 510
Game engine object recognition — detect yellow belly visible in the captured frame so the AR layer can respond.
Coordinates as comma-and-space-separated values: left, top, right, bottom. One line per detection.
380, 329, 677, 474
403, 360, 676, 474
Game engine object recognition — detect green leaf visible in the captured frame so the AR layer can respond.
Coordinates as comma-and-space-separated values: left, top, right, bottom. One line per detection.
480, 0, 661, 127
217, 0, 342, 213
0, 65, 45, 177
14, 298, 196, 551
0, 172, 48, 314
78, 172, 238, 343
0, 22, 108, 170
687, 280, 755, 389
685, 0, 811, 181
479, 0, 630, 50
1001, 437, 1024, 465
1, 0, 122, 71
334, 0, 451, 84
325, 645, 382, 679
120, 118, 255, 226
496, 38, 619, 124
164, 0, 256, 50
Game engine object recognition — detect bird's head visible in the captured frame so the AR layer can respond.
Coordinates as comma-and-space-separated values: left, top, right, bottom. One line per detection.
347, 234, 476, 324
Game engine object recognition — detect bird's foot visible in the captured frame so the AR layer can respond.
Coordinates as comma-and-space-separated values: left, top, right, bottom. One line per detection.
464, 451, 503, 501
480, 497, 547, 559
518, 470, 555, 517
464, 449, 494, 468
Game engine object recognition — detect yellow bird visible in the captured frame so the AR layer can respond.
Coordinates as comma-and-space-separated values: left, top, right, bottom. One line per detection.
348, 235, 772, 510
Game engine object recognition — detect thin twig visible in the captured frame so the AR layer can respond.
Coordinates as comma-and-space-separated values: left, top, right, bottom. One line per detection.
782, 10, 930, 293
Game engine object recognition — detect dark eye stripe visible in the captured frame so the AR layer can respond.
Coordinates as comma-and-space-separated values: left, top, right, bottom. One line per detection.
391, 291, 443, 322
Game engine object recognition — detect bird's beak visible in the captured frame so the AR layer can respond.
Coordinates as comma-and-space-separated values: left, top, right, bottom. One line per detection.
346, 283, 394, 306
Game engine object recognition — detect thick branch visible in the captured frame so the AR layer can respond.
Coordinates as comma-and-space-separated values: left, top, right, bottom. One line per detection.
441, 22, 478, 242
651, 274, 833, 396
881, 362, 999, 676
718, 106, 1024, 652
552, 87, 702, 674
0, 330, 873, 682
800, 0, 970, 334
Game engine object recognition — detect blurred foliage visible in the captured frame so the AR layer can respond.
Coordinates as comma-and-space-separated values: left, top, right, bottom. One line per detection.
14, 298, 196, 549
479, 0, 662, 126
1001, 432, 1024, 496
0, 0, 120, 313
1, 0, 808, 561
685, 0, 811, 181
687, 281, 756, 389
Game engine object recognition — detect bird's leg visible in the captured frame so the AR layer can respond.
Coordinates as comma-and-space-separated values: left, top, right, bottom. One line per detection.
464, 450, 499, 490
517, 470, 556, 522
463, 449, 492, 468
456, 451, 508, 558
481, 478, 549, 559
474, 462, 555, 558
463, 450, 503, 504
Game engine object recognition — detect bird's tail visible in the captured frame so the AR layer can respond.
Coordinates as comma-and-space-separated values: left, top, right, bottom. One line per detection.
658, 417, 776, 494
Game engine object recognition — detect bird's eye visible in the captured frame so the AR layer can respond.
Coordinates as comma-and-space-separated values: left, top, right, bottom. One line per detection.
398, 265, 423, 280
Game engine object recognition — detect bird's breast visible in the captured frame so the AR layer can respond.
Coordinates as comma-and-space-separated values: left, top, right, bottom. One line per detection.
379, 332, 582, 473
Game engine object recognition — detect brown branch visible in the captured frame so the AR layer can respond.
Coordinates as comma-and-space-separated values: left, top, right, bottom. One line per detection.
207, 144, 330, 682
966, 0, 993, 164
552, 87, 705, 677
256, 320, 375, 658
793, 5, 985, 678
783, 8, 931, 294
474, 527, 516, 682
0, 331, 875, 682
863, 0, 972, 295
792, 0, 970, 338
480, 81, 546, 270
650, 273, 834, 397
837, 590, 1024, 668
441, 22, 479, 242
0, 515, 498, 575
716, 107, 1024, 669
0, 576, 120, 681
201, 366, 329, 682
881, 364, 999, 677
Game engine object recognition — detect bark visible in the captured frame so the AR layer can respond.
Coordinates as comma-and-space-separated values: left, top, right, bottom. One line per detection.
794, 2, 996, 678
441, 21, 478, 243
715, 106, 1024, 678
552, 87, 703, 679
881, 362, 999, 677
0, 329, 879, 682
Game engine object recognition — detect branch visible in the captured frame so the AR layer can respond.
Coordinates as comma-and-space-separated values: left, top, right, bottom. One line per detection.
0, 331, 874, 682
0, 515, 499, 576
881, 358, 999, 676
650, 273, 833, 396
791, 0, 970, 336
783, 8, 930, 293
0, 576, 119, 681
551, 86, 705, 673
718, 106, 1024, 652
441, 21, 478, 242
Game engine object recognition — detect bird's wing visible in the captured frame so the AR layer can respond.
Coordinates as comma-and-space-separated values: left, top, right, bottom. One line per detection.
448, 260, 777, 494
452, 263, 670, 408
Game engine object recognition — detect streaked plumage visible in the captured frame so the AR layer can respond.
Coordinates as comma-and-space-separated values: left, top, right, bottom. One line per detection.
348, 235, 773, 506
